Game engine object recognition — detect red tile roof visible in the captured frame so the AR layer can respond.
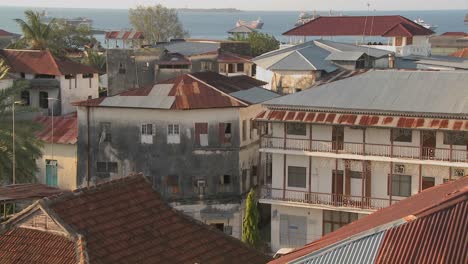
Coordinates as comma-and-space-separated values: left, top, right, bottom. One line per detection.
1, 174, 270, 264
0, 49, 98, 76
34, 113, 78, 144
0, 228, 77, 264
217, 51, 252, 63
0, 184, 66, 203
283, 15, 434, 37
0, 29, 18, 37
105, 30, 144, 40
269, 176, 468, 264
449, 47, 468, 58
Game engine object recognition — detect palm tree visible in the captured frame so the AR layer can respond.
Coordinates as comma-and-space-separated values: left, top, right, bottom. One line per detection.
14, 10, 55, 50
83, 50, 106, 72
0, 60, 43, 184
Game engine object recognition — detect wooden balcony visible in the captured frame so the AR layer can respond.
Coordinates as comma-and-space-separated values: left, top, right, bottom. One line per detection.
259, 186, 398, 211
261, 136, 468, 163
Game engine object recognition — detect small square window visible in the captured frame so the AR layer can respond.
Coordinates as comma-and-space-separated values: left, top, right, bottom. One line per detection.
287, 123, 306, 136
443, 131, 468, 146
392, 129, 412, 143
108, 162, 118, 173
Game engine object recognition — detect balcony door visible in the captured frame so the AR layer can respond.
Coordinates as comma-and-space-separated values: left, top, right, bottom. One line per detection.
332, 126, 344, 151
422, 131, 436, 159
332, 170, 344, 204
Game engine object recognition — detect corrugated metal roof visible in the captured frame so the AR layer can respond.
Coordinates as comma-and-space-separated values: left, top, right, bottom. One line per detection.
264, 70, 468, 116
291, 231, 385, 264
230, 87, 280, 104
227, 25, 256, 34
164, 41, 220, 57
34, 113, 78, 144
325, 51, 365, 61
315, 39, 392, 58
99, 84, 175, 109
0, 184, 66, 202
105, 30, 144, 40
269, 176, 468, 264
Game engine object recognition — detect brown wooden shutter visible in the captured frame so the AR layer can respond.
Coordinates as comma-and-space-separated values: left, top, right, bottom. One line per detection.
195, 123, 208, 145
365, 161, 372, 197
344, 160, 351, 196
218, 123, 225, 144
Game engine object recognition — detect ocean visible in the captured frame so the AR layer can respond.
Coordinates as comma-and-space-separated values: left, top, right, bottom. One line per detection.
0, 6, 467, 43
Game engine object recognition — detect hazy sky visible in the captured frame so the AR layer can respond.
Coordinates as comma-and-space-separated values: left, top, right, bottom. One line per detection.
0, 0, 467, 11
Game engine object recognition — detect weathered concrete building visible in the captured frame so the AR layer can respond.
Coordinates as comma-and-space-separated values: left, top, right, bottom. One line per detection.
0, 49, 100, 115
74, 72, 279, 238
106, 39, 254, 95
255, 70, 468, 252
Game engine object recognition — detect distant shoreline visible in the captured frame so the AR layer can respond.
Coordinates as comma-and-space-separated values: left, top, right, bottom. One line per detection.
176, 8, 243, 13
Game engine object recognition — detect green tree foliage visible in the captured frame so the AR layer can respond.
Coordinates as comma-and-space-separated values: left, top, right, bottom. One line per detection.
229, 32, 280, 57
14, 10, 55, 50
49, 20, 97, 55
83, 50, 106, 73
0, 61, 43, 184
129, 5, 189, 44
242, 188, 260, 249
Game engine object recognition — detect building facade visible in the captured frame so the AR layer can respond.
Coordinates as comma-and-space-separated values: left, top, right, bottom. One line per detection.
255, 70, 468, 252
74, 72, 278, 238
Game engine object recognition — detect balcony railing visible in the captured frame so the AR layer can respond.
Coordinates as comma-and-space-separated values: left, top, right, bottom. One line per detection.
260, 186, 398, 210
261, 136, 468, 163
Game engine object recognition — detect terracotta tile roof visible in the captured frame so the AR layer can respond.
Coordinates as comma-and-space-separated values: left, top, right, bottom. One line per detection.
34, 113, 78, 144
0, 228, 77, 264
0, 29, 18, 37
190, 71, 266, 94
0, 184, 66, 202
440, 32, 468, 37
449, 47, 468, 58
0, 49, 99, 76
283, 15, 434, 37
269, 176, 468, 264
0, 174, 270, 264
217, 51, 252, 63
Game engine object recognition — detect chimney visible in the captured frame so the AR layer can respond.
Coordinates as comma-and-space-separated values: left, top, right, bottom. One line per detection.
388, 54, 395, 69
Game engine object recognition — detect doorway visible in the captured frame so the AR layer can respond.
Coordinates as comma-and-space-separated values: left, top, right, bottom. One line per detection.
422, 131, 436, 159
332, 170, 344, 204
332, 126, 344, 151
46, 160, 58, 187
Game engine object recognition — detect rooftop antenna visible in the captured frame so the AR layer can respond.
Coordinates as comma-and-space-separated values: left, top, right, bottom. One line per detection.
367, 2, 376, 68
361, 2, 371, 44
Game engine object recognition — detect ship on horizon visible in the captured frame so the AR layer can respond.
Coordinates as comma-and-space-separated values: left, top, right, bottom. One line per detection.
39, 10, 93, 28
414, 17, 438, 31
236, 18, 264, 29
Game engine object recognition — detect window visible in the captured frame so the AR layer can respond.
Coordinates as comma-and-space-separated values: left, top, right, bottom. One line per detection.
280, 215, 307, 247
287, 166, 306, 188
118, 62, 126, 74
250, 119, 258, 139
332, 126, 344, 150
99, 122, 112, 143
228, 64, 235, 73
167, 124, 180, 144
21, 90, 30, 106
96, 162, 118, 174
391, 174, 411, 197
287, 123, 306, 136
195, 179, 206, 196
220, 175, 231, 185
83, 73, 94, 78
237, 63, 244, 72
159, 64, 189, 69
39, 91, 49, 109
242, 120, 247, 141
356, 59, 366, 69
219, 123, 232, 144
443, 131, 468, 146
65, 74, 74, 80
35, 74, 55, 79
167, 174, 179, 194
422, 177, 435, 190
323, 210, 358, 235
350, 171, 362, 179
201, 61, 213, 71
141, 124, 155, 144
392, 129, 412, 143
195, 123, 208, 147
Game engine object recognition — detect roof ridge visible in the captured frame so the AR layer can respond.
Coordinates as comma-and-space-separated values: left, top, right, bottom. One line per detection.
45, 49, 62, 75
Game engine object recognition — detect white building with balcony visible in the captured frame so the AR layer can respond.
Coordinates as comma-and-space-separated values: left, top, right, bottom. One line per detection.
255, 70, 468, 252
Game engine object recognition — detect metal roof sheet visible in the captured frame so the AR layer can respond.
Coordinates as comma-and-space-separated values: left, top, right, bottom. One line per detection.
325, 51, 365, 61
291, 231, 385, 264
230, 87, 280, 104
264, 70, 468, 116
315, 39, 392, 58
34, 113, 78, 144
0, 184, 66, 202
165, 41, 220, 57
227, 25, 256, 34
99, 84, 175, 109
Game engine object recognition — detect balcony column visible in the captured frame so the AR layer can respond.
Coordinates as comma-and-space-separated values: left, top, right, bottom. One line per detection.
362, 128, 366, 155
449, 167, 452, 181
418, 164, 422, 193
283, 123, 287, 199
308, 124, 313, 196
389, 129, 394, 205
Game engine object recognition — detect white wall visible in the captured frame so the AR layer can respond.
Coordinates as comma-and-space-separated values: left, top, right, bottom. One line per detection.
36, 143, 77, 190
60, 74, 99, 115
255, 66, 274, 90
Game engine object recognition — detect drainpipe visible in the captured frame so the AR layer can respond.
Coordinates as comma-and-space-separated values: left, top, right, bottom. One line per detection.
86, 106, 91, 187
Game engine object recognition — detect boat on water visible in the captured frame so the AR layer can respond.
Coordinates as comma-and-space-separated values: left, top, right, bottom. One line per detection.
295, 11, 320, 26
465, 14, 468, 24
236, 18, 264, 29
40, 10, 93, 28
414, 17, 438, 31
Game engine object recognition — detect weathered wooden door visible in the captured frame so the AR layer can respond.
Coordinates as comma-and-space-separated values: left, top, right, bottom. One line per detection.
332, 170, 344, 205
422, 131, 436, 159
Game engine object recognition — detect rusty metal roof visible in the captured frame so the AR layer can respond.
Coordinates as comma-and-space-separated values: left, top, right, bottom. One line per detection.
256, 110, 468, 131
105, 30, 144, 40
34, 113, 78, 145
0, 49, 98, 76
270, 176, 468, 264
0, 184, 66, 202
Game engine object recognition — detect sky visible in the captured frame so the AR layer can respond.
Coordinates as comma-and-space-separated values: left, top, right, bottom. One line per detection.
0, 0, 467, 11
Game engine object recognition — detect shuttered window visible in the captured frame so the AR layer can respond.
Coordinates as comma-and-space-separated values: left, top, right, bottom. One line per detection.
279, 215, 307, 247
195, 123, 208, 146
391, 174, 411, 197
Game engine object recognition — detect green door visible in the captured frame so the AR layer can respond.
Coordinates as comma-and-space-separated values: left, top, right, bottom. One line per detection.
46, 160, 58, 187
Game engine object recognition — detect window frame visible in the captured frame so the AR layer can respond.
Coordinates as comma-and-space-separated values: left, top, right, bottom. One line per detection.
392, 128, 413, 143
443, 131, 468, 146
286, 123, 307, 136
287, 166, 307, 188
391, 174, 412, 197
322, 210, 358, 235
